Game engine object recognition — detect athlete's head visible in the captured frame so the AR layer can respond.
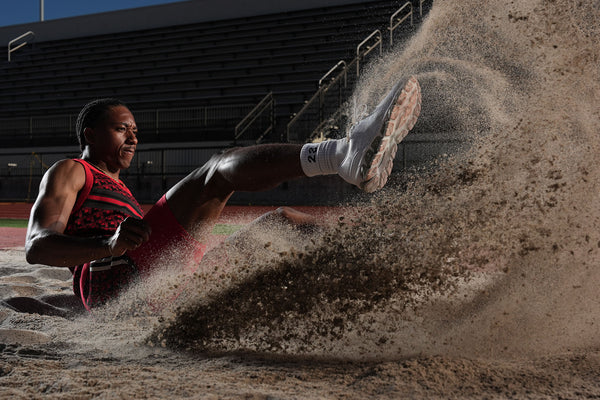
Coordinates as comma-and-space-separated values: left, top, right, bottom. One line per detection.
76, 98, 129, 151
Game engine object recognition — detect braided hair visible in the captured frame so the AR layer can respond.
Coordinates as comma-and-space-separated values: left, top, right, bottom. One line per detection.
76, 98, 128, 151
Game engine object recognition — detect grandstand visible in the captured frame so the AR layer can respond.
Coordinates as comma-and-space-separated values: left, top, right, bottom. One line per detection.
0, 0, 432, 204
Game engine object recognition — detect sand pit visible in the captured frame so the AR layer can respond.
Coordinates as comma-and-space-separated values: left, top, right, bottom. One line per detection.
1, 242, 599, 399
3, 0, 600, 397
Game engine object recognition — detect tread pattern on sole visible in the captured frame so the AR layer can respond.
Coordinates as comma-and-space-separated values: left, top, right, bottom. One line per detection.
362, 76, 422, 193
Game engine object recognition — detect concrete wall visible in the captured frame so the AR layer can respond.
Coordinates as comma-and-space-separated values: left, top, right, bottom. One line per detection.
0, 129, 463, 204
1, 0, 369, 45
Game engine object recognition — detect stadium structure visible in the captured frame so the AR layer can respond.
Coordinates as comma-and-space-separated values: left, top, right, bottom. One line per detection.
0, 0, 434, 205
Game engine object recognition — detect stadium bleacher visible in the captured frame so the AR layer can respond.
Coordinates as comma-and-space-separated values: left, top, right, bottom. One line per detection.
0, 0, 432, 204
0, 0, 429, 147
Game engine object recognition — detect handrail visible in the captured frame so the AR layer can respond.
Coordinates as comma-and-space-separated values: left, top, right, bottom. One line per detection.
8, 31, 35, 62
389, 2, 413, 49
287, 58, 356, 142
356, 29, 382, 77
234, 92, 274, 143
318, 60, 347, 88
289, 28, 386, 142
287, 0, 431, 143
287, 88, 322, 142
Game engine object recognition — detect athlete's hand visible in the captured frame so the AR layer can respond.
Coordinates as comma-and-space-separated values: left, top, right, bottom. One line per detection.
106, 217, 151, 256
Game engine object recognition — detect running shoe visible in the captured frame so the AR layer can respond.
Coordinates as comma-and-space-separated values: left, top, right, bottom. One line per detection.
338, 76, 421, 192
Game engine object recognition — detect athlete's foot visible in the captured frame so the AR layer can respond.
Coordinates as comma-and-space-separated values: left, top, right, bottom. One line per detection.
338, 76, 421, 192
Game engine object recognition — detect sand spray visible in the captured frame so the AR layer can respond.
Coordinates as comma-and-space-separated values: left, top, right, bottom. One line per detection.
67, 0, 600, 362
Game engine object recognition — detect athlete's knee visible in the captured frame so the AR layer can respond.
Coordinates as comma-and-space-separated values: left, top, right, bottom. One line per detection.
189, 149, 238, 189
275, 207, 317, 225
169, 150, 237, 203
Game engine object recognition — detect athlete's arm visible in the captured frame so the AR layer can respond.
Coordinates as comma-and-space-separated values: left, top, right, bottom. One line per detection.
25, 159, 150, 267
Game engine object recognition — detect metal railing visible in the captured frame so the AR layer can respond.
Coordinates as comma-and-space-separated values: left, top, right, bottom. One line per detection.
8, 31, 35, 62
356, 29, 382, 77
389, 2, 413, 48
285, 28, 381, 142
234, 92, 275, 144
286, 58, 358, 143
286, 1, 419, 144
286, 26, 381, 143
319, 60, 347, 88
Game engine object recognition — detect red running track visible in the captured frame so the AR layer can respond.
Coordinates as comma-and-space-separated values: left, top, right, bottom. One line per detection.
0, 202, 335, 249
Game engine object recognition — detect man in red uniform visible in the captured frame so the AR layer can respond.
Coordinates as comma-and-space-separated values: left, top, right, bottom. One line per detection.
16, 76, 421, 313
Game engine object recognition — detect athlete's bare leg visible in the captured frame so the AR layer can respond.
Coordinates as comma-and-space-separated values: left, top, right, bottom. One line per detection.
2, 294, 86, 318
165, 144, 306, 240
165, 76, 421, 242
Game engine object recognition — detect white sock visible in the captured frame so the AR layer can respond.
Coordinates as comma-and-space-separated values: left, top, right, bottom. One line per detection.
300, 139, 348, 177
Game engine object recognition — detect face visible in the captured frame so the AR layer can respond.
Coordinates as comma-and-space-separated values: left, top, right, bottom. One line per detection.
85, 105, 138, 171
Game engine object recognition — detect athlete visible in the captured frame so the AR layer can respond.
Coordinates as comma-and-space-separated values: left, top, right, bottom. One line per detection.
15, 76, 421, 313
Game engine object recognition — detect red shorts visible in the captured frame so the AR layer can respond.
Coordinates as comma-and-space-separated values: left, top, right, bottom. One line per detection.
128, 194, 207, 274
76, 195, 207, 310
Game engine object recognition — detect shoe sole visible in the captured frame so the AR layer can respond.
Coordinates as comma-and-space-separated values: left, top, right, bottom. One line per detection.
361, 76, 421, 192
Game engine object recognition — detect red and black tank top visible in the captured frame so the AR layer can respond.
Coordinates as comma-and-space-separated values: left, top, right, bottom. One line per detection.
65, 159, 143, 237
67, 159, 144, 309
